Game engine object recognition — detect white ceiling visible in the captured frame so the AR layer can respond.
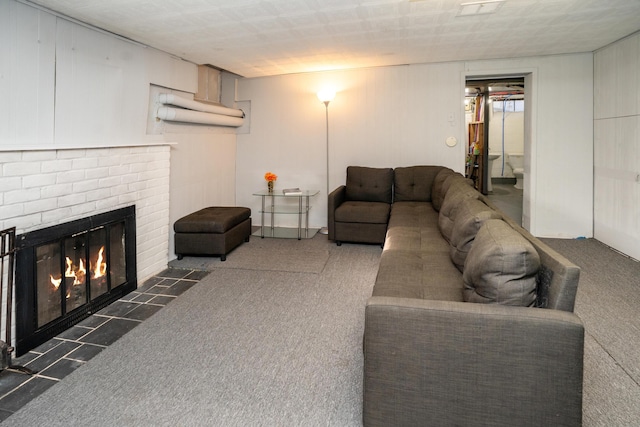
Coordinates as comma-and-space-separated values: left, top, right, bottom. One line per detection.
23, 0, 640, 78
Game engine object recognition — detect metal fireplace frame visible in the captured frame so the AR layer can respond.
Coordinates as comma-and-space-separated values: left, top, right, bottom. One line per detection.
14, 205, 137, 356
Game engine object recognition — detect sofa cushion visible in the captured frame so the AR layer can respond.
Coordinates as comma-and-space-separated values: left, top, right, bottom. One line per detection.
374, 250, 464, 301
335, 201, 390, 224
442, 173, 473, 197
431, 168, 456, 211
345, 166, 394, 203
463, 219, 539, 307
388, 201, 439, 229
385, 224, 450, 253
449, 198, 502, 272
438, 180, 479, 243
394, 166, 442, 202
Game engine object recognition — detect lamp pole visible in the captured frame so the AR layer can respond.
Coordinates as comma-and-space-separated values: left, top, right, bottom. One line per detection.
324, 100, 330, 205
317, 89, 335, 235
319, 99, 330, 235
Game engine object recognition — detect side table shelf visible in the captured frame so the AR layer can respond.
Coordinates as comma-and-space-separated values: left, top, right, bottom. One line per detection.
252, 189, 320, 239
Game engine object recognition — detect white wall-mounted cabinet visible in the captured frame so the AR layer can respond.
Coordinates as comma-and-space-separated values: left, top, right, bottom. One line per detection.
594, 32, 640, 261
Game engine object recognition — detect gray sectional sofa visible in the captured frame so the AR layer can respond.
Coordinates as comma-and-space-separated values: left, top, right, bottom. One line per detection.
329, 166, 584, 426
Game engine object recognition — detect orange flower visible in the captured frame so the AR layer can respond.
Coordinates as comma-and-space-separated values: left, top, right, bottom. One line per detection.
264, 172, 277, 182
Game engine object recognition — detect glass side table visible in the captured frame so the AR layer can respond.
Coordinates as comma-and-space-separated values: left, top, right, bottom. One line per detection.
252, 189, 320, 239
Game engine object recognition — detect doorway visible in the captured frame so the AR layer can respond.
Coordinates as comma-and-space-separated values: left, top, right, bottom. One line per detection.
464, 77, 525, 225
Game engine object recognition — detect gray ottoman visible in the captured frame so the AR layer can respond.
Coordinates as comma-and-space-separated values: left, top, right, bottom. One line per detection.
174, 207, 251, 261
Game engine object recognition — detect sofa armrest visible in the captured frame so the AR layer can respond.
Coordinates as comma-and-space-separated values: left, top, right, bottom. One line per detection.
364, 297, 584, 427
328, 185, 346, 241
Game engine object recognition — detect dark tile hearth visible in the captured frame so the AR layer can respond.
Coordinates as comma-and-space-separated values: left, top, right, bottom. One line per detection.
0, 268, 209, 422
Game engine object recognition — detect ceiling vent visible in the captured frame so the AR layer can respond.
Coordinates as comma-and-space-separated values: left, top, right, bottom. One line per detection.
457, 0, 505, 16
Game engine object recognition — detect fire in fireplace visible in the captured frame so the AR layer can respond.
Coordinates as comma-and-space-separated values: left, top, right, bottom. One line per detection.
15, 206, 137, 356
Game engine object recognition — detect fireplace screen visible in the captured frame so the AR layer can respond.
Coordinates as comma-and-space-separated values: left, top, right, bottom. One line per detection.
35, 223, 126, 328
15, 206, 136, 355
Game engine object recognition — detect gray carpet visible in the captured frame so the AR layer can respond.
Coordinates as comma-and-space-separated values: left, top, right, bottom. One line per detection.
168, 235, 330, 274
4, 236, 640, 426
542, 238, 640, 426
4, 236, 380, 426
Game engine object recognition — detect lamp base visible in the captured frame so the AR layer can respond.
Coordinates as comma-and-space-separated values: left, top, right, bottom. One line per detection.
319, 227, 329, 235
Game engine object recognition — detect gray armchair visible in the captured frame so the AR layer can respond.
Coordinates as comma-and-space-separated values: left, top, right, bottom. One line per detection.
328, 166, 394, 246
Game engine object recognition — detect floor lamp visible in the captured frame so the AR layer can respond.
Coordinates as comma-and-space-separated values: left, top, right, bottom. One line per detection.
317, 89, 335, 235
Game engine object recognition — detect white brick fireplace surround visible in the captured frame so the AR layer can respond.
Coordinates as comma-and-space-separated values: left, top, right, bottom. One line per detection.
0, 144, 171, 285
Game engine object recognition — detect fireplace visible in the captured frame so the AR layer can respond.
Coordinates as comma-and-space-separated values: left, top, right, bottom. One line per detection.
14, 206, 137, 356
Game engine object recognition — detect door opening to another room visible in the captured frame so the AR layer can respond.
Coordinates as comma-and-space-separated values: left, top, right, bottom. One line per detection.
465, 77, 525, 225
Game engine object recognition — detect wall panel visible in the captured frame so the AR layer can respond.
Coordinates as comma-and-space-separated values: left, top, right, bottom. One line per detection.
594, 32, 640, 260
237, 54, 593, 236
0, 1, 55, 146
54, 19, 147, 146
236, 62, 466, 229
465, 54, 593, 238
2, 0, 238, 268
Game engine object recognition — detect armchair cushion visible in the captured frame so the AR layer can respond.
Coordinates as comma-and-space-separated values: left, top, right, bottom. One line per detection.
335, 201, 390, 224
345, 166, 393, 203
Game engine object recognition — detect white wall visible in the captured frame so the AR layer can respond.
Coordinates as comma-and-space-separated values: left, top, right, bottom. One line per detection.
465, 54, 594, 237
166, 130, 237, 259
148, 84, 238, 260
236, 62, 467, 229
594, 31, 640, 261
0, 0, 196, 149
236, 54, 594, 238
1, 0, 238, 270
2, 0, 602, 253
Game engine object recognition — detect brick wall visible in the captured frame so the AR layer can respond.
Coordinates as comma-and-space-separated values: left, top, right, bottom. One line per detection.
0, 145, 171, 282
1, 144, 172, 344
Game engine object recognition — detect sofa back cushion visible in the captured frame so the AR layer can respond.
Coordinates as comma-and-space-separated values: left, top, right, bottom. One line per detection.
449, 198, 502, 272
438, 180, 479, 242
393, 166, 443, 202
463, 219, 540, 307
431, 168, 456, 211
346, 166, 394, 203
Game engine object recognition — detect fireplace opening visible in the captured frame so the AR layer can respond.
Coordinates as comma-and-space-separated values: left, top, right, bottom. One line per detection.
15, 206, 136, 356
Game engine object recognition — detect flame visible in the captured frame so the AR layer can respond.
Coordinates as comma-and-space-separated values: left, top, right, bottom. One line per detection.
63, 256, 84, 285
65, 257, 73, 277
50, 275, 62, 290
93, 247, 106, 278
49, 246, 106, 291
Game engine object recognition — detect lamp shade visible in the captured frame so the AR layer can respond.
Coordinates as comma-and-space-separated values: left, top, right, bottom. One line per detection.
317, 89, 336, 104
